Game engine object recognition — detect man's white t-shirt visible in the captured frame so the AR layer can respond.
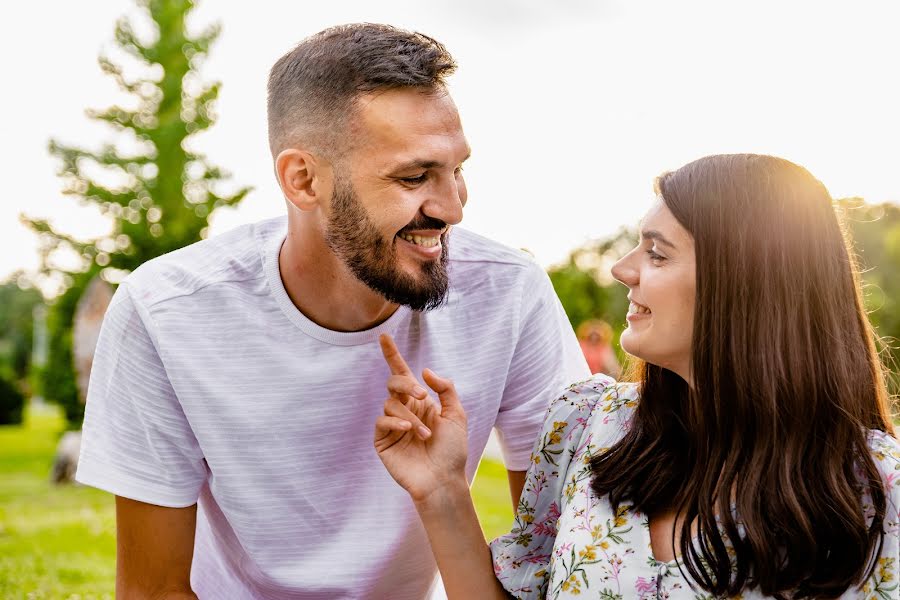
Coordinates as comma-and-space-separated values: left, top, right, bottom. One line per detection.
76, 217, 589, 599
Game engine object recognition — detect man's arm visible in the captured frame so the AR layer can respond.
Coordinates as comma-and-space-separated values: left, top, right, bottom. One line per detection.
506, 470, 526, 513
116, 496, 198, 599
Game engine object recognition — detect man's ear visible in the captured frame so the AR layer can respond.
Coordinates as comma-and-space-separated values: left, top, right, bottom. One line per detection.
275, 149, 332, 212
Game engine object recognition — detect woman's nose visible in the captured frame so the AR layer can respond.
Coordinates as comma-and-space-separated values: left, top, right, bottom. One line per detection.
611, 252, 638, 287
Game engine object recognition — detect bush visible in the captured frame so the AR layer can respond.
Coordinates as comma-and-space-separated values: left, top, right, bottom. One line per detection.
0, 374, 25, 425
35, 271, 95, 429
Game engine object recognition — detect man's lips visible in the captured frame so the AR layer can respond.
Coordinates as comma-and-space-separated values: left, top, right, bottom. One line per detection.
396, 227, 448, 258
396, 226, 449, 249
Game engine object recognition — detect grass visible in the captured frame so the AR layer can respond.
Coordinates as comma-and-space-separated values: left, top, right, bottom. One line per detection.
471, 458, 516, 541
0, 403, 513, 597
0, 404, 115, 599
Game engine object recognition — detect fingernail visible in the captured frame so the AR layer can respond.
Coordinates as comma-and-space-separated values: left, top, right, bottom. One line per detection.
400, 421, 412, 430
413, 385, 427, 398
417, 426, 431, 439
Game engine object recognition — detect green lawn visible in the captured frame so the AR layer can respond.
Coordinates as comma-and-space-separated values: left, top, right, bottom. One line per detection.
0, 405, 115, 599
0, 403, 513, 597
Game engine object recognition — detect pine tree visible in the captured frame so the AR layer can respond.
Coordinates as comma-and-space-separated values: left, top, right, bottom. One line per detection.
25, 0, 250, 426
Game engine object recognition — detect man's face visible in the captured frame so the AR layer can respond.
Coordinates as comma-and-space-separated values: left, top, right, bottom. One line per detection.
323, 88, 470, 311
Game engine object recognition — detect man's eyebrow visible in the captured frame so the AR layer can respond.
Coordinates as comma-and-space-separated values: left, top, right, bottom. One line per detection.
391, 151, 472, 173
393, 159, 442, 171
641, 229, 677, 249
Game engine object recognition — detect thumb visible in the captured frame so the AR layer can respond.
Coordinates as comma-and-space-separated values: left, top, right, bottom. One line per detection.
422, 369, 464, 416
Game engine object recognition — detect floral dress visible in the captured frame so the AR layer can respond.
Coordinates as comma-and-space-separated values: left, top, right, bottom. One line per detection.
489, 375, 900, 599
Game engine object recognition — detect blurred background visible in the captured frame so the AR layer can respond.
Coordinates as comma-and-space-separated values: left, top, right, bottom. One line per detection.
1, 0, 899, 597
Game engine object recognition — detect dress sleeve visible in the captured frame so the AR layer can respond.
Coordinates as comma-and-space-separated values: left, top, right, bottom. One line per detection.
75, 283, 207, 507
863, 430, 900, 597
492, 264, 591, 471
489, 375, 636, 599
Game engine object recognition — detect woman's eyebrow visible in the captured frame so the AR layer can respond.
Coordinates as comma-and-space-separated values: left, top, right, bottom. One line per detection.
641, 229, 676, 249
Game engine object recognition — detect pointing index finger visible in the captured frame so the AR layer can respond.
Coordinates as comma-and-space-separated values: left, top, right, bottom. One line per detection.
379, 334, 414, 377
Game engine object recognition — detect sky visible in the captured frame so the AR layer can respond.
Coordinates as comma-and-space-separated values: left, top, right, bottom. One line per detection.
2, 0, 899, 286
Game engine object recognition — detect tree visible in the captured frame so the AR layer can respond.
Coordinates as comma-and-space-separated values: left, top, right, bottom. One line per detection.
24, 0, 250, 426
548, 227, 635, 349
38, 271, 95, 426
0, 277, 43, 384
839, 198, 900, 395
0, 277, 43, 425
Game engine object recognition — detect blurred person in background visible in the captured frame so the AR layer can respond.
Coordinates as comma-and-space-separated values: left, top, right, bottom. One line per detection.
75, 23, 588, 599
576, 318, 621, 378
376, 154, 899, 599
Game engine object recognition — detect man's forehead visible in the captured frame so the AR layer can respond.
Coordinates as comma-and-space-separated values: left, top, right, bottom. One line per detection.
352, 88, 468, 157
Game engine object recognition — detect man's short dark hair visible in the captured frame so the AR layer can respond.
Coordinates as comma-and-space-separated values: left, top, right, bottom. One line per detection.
267, 23, 457, 159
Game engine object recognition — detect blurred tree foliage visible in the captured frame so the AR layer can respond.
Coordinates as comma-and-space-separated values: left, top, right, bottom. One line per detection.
840, 199, 900, 393
24, 0, 250, 427
0, 278, 43, 383
0, 376, 26, 426
548, 227, 636, 348
41, 271, 98, 426
0, 278, 43, 424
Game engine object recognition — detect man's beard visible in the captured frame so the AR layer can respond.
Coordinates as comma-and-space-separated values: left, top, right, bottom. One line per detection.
324, 176, 450, 312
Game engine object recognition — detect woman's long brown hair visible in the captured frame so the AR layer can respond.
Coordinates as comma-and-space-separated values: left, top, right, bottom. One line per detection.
590, 154, 894, 598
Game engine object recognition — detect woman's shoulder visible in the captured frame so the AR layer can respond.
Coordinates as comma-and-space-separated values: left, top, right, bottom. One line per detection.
549, 373, 640, 419
867, 429, 900, 495
539, 374, 640, 451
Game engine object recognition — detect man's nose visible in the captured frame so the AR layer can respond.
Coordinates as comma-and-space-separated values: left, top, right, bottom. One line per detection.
423, 176, 464, 226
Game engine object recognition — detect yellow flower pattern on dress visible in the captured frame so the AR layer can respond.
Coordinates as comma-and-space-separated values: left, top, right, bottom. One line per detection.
489, 375, 900, 599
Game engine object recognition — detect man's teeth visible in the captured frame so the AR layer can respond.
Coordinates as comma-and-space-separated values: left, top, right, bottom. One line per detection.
398, 232, 441, 248
628, 302, 651, 315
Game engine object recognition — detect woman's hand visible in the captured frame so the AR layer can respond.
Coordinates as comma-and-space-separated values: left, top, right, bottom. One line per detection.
374, 334, 469, 503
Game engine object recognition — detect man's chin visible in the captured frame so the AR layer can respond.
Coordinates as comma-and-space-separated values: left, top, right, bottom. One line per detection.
386, 276, 449, 312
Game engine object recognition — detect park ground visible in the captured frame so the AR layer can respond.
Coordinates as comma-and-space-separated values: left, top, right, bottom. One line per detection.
0, 404, 513, 598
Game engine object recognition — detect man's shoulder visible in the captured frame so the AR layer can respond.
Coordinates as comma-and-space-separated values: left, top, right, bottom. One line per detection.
449, 227, 542, 274
445, 228, 554, 309
124, 216, 285, 309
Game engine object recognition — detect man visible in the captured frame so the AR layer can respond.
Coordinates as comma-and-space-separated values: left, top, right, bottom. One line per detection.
77, 24, 588, 599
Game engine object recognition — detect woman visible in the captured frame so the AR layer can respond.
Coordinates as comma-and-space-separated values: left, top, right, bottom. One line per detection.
374, 154, 899, 599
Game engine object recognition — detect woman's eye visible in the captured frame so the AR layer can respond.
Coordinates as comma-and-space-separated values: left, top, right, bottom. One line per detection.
647, 249, 666, 263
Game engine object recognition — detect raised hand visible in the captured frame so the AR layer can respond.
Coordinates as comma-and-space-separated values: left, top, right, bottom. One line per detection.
374, 334, 469, 503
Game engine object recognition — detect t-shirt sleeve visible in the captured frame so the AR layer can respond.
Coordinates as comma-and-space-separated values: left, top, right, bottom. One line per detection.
489, 375, 627, 599
493, 264, 591, 471
75, 282, 206, 508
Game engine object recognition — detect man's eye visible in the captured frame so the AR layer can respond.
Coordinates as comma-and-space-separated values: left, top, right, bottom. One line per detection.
400, 174, 427, 184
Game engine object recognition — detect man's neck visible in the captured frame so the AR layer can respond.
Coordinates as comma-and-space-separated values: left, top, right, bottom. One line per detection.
278, 225, 400, 333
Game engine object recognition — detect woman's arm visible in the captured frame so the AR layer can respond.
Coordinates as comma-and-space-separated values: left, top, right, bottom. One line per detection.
375, 335, 510, 599
415, 478, 511, 599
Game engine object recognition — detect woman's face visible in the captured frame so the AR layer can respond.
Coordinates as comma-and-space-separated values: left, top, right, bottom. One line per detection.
611, 199, 696, 383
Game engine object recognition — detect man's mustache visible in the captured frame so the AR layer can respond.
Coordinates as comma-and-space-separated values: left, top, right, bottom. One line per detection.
399, 216, 448, 233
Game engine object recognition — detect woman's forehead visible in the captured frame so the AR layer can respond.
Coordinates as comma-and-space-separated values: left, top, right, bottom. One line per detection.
639, 199, 693, 246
